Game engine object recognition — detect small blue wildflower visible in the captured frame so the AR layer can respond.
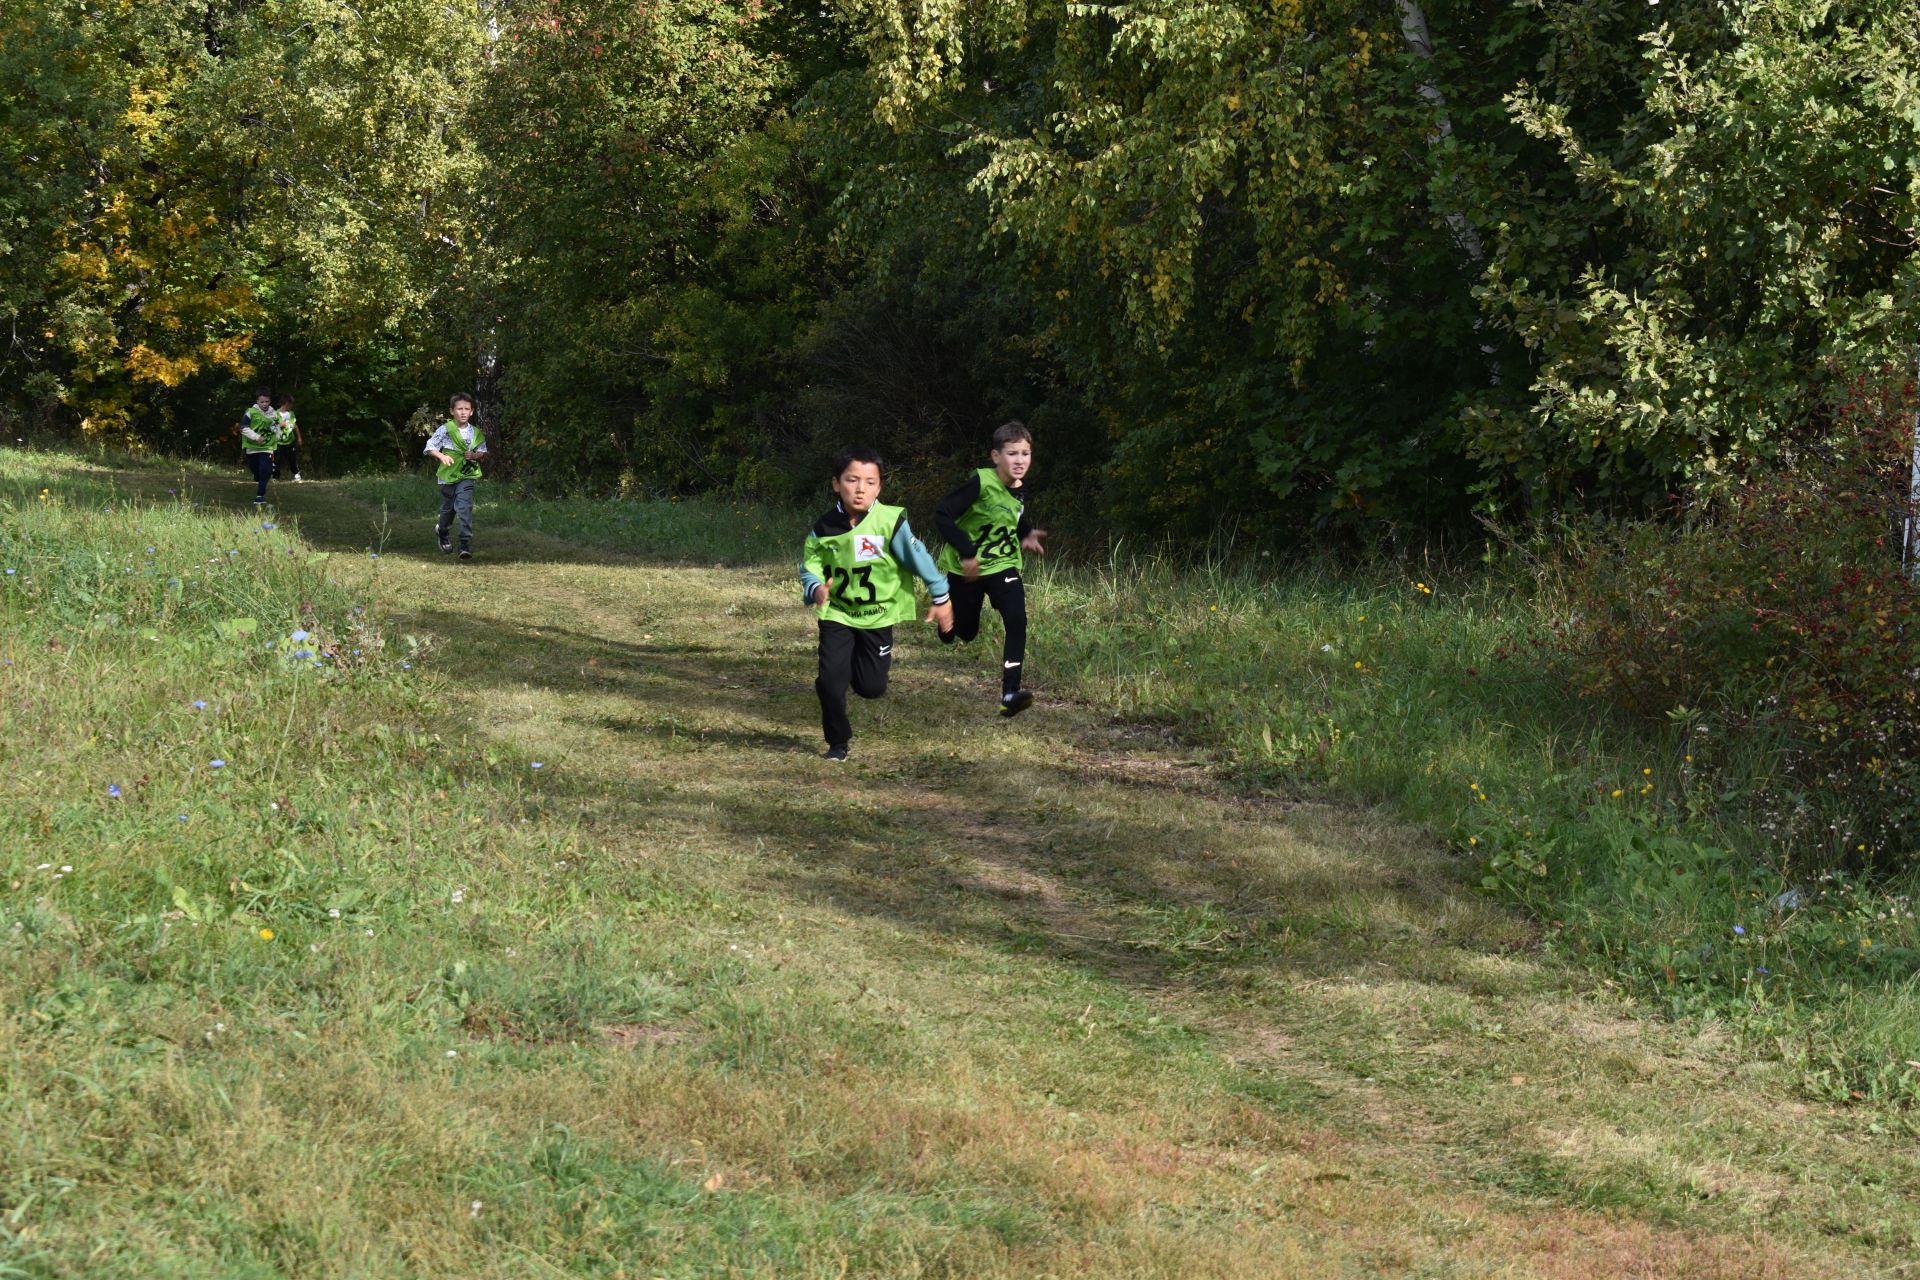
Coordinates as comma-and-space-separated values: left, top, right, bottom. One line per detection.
293, 649, 313, 660
290, 629, 310, 643
402, 662, 412, 670
108, 784, 122, 799
209, 759, 226, 769
352, 649, 362, 656
192, 700, 207, 710
369, 552, 379, 559
1733, 925, 1746, 936
4, 569, 13, 576
178, 814, 189, 822
145, 546, 155, 554
228, 550, 239, 557
531, 762, 544, 770
264, 641, 274, 649
262, 523, 276, 531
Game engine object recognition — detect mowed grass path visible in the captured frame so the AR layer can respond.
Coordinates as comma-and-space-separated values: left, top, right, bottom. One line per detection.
9, 457, 1918, 1277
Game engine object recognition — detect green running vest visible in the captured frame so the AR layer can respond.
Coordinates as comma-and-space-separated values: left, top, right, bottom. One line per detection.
811, 503, 916, 629
936, 468, 1024, 575
243, 406, 278, 454
435, 422, 486, 484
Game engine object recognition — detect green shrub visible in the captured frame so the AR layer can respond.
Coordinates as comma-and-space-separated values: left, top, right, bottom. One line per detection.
1540, 372, 1920, 873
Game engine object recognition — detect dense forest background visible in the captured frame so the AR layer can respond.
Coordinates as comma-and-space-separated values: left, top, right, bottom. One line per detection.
2, 0, 1915, 538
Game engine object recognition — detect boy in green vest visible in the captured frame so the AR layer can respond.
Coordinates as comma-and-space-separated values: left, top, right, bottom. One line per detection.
423, 392, 487, 559
240, 389, 278, 505
935, 420, 1047, 717
274, 395, 304, 482
800, 447, 954, 761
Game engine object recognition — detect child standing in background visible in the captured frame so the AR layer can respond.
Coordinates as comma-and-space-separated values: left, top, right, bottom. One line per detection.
240, 390, 278, 505
800, 447, 954, 761
936, 421, 1047, 717
424, 393, 487, 559
274, 396, 303, 482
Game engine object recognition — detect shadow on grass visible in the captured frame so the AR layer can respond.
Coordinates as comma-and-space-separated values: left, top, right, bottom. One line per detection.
376, 587, 1505, 1009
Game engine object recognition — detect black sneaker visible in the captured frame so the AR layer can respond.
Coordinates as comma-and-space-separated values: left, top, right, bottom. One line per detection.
458, 548, 472, 560
438, 538, 453, 554
1000, 689, 1034, 718
823, 744, 850, 762
253, 496, 266, 506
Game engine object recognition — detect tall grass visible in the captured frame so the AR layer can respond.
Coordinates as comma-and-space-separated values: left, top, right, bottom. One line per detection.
1023, 543, 1920, 1100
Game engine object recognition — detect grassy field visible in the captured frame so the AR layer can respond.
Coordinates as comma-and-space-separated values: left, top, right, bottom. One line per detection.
4, 450, 1918, 1277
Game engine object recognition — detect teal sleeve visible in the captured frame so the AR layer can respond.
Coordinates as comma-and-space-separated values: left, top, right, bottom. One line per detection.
800, 535, 826, 604
891, 518, 949, 603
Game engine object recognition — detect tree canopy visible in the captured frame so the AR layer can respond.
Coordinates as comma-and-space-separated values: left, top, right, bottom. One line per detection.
2, 0, 1914, 533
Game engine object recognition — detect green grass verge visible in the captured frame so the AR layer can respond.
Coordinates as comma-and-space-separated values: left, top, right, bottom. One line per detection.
1027, 546, 1920, 1102
4, 452, 1917, 1277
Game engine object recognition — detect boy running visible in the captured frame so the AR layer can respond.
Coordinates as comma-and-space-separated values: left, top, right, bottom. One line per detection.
800, 447, 954, 761
423, 393, 487, 559
240, 389, 278, 505
936, 420, 1047, 717
274, 395, 304, 482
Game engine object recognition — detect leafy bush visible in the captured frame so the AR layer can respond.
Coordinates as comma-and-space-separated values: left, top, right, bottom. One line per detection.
1542, 371, 1920, 873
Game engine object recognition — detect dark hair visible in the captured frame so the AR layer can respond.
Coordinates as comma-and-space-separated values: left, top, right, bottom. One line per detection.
991, 420, 1032, 449
449, 392, 476, 410
277, 395, 295, 409
831, 445, 883, 478
254, 389, 273, 401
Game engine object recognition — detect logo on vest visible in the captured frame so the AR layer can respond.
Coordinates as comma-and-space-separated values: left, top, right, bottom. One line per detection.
854, 534, 885, 563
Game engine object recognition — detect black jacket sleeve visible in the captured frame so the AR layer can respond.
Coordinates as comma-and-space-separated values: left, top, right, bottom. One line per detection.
934, 473, 983, 558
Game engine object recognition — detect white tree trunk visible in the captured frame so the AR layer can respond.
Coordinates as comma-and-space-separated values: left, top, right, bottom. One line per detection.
1397, 0, 1485, 265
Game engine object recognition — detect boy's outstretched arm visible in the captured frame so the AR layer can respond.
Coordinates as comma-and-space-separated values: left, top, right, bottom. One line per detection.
800, 536, 830, 606
890, 517, 953, 630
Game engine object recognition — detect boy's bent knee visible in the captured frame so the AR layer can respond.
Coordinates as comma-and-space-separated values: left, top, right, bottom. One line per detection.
851, 674, 889, 700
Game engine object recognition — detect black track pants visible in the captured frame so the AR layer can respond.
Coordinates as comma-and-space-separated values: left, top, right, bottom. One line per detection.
816, 620, 893, 748
246, 451, 273, 500
948, 569, 1027, 695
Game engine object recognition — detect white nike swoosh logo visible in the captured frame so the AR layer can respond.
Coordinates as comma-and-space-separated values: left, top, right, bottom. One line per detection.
878, 647, 892, 656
